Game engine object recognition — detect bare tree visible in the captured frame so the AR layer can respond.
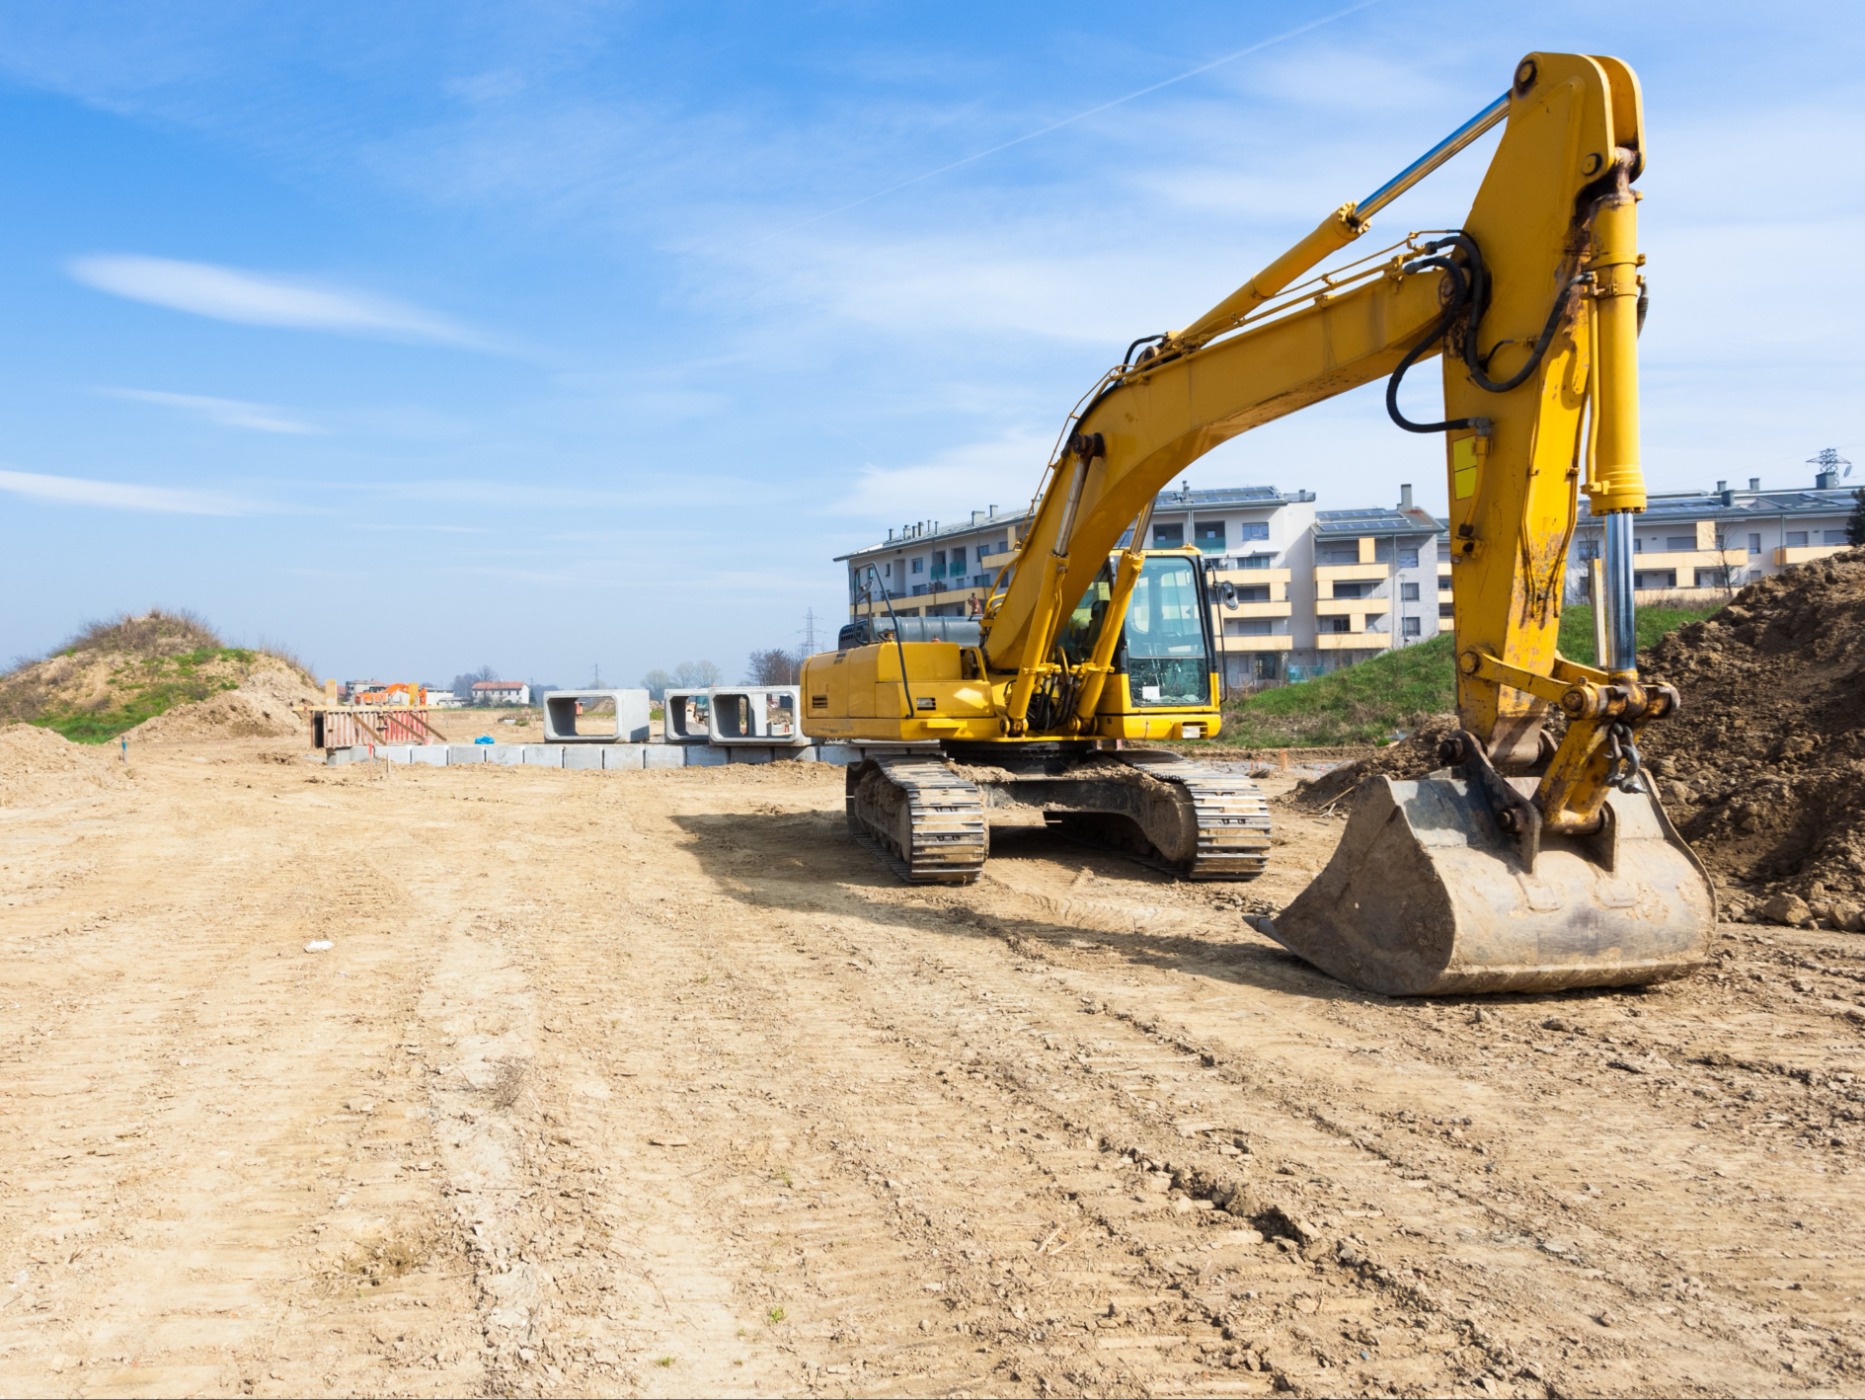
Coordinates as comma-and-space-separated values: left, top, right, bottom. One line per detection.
673, 660, 721, 689
745, 648, 801, 685
639, 667, 674, 701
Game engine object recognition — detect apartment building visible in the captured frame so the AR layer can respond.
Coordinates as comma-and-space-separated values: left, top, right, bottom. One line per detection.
837, 481, 1447, 690
1294, 491, 1448, 681
1569, 465, 1858, 604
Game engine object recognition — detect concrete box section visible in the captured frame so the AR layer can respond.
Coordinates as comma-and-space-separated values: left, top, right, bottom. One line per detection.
410, 745, 450, 766
522, 745, 564, 767
602, 745, 647, 770
708, 686, 809, 746
563, 746, 604, 770
683, 745, 730, 767
447, 745, 489, 764
662, 690, 711, 743
490, 745, 526, 766
542, 689, 651, 743
642, 745, 685, 769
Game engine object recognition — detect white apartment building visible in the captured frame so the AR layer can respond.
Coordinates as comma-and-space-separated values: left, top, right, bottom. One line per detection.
1569, 465, 1858, 605
837, 482, 1446, 691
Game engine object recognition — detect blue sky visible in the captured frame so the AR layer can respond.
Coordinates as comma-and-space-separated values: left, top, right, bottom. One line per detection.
0, 2, 1858, 687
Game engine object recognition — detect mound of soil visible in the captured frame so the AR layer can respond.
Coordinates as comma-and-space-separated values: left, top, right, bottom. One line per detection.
1289, 715, 1460, 811
1641, 547, 1865, 928
125, 662, 311, 744
0, 610, 319, 745
0, 723, 123, 806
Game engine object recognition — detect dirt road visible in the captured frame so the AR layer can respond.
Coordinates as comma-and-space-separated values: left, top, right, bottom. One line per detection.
2, 739, 1862, 1397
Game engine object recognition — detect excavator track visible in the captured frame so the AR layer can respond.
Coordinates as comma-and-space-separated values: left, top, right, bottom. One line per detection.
1113, 751, 1273, 880
845, 757, 988, 885
1041, 751, 1272, 881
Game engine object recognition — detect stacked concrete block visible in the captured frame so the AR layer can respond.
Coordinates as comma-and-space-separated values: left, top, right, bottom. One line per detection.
642, 746, 685, 769
542, 689, 652, 744
522, 745, 564, 767
447, 745, 488, 764
602, 745, 647, 770
410, 745, 450, 766
563, 747, 604, 770
684, 745, 730, 767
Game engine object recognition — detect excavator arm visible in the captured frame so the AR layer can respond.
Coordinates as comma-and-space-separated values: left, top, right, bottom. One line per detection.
985, 52, 1662, 841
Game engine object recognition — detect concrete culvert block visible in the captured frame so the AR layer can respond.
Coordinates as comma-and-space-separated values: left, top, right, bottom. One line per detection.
603, 745, 647, 770
542, 689, 651, 743
662, 690, 712, 743
446, 745, 488, 765
684, 745, 731, 767
489, 745, 526, 766
378, 745, 414, 765
522, 745, 565, 767
818, 743, 861, 766
641, 745, 683, 769
563, 746, 604, 770
410, 745, 449, 766
706, 686, 809, 746
730, 746, 776, 764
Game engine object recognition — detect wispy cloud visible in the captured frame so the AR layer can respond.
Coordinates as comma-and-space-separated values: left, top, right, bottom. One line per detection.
834, 429, 1053, 521
0, 467, 263, 515
67, 254, 492, 348
101, 386, 319, 435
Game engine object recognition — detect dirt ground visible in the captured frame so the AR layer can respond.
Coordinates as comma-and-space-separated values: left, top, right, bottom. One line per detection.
3, 738, 1863, 1399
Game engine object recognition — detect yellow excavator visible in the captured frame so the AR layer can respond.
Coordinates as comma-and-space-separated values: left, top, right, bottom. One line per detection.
802, 52, 1714, 995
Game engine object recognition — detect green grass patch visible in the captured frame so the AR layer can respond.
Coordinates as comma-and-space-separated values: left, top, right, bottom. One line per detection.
1218, 601, 1720, 750
33, 648, 253, 744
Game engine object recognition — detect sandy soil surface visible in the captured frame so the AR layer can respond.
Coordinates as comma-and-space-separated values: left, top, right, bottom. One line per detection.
3, 739, 1863, 1398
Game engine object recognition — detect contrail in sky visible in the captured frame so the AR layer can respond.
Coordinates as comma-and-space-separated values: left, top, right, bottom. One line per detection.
750, 0, 1388, 245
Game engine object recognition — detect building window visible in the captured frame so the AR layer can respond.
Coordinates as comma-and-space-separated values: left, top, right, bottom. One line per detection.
1316, 544, 1359, 565
1240, 554, 1273, 569
1398, 547, 1420, 568
1786, 531, 1809, 548
1634, 537, 1644, 552
911, 557, 924, 573
1748, 532, 1762, 553
1225, 618, 1273, 636
1402, 617, 1423, 637
1578, 539, 1600, 561
1194, 520, 1226, 552
1665, 535, 1694, 551
1401, 582, 1421, 601
1634, 569, 1677, 590
1236, 585, 1270, 603
1439, 602, 1454, 618
1825, 529, 1850, 545
1152, 523, 1184, 548
1238, 521, 1269, 542
950, 545, 967, 570
930, 549, 946, 578
1331, 581, 1368, 599
1326, 617, 1351, 633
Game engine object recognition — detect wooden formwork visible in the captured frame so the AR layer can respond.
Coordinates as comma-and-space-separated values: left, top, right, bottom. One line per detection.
306, 707, 446, 750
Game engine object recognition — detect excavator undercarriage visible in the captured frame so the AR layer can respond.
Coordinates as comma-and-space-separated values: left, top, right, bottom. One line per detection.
844, 747, 1271, 885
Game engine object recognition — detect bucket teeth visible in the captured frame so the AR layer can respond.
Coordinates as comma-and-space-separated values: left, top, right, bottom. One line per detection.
1267, 773, 1714, 996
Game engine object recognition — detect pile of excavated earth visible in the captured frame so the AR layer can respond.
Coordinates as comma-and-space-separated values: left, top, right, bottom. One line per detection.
0, 609, 318, 748
0, 723, 123, 807
1290, 548, 1865, 932
1643, 547, 1865, 929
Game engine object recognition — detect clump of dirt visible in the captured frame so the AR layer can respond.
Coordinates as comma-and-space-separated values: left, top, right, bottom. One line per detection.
1639, 547, 1865, 928
0, 723, 123, 806
1289, 714, 1460, 811
0, 609, 319, 745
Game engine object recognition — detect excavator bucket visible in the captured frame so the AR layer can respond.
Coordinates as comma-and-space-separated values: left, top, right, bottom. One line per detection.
1266, 771, 1715, 997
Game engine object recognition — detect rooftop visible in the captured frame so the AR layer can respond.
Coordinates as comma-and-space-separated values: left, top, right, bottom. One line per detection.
1577, 480, 1858, 525
1313, 506, 1443, 538
837, 484, 1317, 561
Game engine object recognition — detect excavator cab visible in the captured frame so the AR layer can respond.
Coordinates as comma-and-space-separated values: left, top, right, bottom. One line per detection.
1059, 551, 1221, 731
